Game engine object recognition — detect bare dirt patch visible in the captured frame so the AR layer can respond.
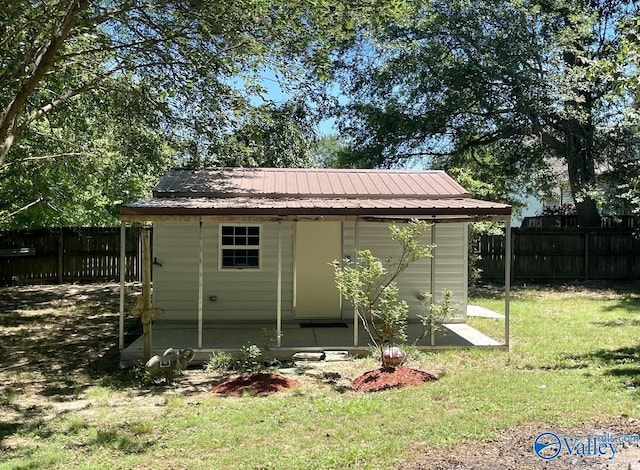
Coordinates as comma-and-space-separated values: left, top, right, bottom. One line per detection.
402, 417, 640, 470
352, 366, 437, 392
0, 283, 140, 386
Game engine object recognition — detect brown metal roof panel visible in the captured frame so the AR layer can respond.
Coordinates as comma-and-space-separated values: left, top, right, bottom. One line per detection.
307, 170, 323, 194
153, 168, 473, 198
388, 172, 411, 193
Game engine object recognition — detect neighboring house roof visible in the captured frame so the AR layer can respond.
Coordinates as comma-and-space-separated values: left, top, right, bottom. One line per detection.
121, 168, 511, 220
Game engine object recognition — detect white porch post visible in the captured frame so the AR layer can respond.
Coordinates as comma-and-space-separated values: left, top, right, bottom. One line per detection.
198, 220, 204, 349
430, 223, 437, 346
504, 218, 511, 348
353, 218, 359, 347
119, 221, 126, 350
276, 221, 282, 347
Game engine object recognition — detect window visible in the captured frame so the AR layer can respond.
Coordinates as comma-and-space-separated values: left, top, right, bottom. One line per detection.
220, 225, 260, 269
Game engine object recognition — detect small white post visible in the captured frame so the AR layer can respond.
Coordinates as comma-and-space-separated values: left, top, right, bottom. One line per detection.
119, 222, 126, 350
198, 220, 204, 349
277, 221, 282, 348
430, 223, 437, 346
141, 228, 152, 361
504, 218, 511, 348
353, 219, 359, 347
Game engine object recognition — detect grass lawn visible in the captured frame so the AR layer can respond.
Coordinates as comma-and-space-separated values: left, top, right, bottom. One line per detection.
1, 283, 640, 469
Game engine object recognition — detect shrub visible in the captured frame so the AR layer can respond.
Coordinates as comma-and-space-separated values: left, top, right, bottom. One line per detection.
205, 344, 269, 374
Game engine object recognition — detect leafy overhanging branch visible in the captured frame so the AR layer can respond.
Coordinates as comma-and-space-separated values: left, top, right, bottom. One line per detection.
0, 0, 91, 165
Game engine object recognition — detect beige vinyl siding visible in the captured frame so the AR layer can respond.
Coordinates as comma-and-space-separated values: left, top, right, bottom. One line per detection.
153, 220, 467, 324
153, 221, 294, 322
431, 223, 468, 321
340, 221, 467, 322
152, 223, 200, 322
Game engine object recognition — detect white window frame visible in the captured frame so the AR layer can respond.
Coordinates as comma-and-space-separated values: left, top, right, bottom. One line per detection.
218, 224, 262, 271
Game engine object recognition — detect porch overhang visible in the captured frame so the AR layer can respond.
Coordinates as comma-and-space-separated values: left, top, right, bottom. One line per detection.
119, 196, 512, 223
117, 216, 513, 358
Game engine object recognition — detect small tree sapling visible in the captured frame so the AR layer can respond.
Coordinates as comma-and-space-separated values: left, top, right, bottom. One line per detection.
332, 220, 434, 365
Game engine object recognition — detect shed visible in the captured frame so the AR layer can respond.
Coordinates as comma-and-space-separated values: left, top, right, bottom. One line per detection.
119, 168, 512, 362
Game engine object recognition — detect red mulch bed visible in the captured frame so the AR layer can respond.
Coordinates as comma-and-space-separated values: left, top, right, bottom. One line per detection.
211, 373, 300, 397
352, 367, 437, 392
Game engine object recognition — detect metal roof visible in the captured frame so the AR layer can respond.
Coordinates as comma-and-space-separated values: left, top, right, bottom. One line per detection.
121, 168, 511, 221
152, 168, 469, 199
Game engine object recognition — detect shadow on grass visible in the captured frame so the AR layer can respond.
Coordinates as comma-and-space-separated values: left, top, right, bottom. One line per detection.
563, 345, 640, 396
0, 283, 142, 382
592, 318, 640, 328
471, 280, 640, 300
0, 284, 123, 315
599, 296, 640, 313
0, 284, 149, 444
89, 426, 153, 454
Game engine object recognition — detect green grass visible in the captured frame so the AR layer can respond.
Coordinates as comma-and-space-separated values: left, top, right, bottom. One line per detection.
2, 286, 640, 469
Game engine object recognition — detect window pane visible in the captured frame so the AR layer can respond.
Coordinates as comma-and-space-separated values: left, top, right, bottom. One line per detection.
220, 227, 260, 269
235, 249, 249, 267
222, 249, 234, 267
247, 249, 259, 267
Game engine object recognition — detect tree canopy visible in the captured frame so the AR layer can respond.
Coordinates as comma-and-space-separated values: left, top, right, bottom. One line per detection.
326, 0, 640, 225
0, 0, 399, 228
3, 1, 639, 228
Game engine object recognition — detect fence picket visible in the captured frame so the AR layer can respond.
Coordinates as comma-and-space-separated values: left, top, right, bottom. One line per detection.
477, 227, 640, 281
0, 227, 142, 286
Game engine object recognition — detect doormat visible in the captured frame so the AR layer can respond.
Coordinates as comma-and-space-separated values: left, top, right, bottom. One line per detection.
299, 322, 348, 328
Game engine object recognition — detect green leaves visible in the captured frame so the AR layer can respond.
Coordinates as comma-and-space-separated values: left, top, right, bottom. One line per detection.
1, 0, 395, 227
332, 221, 433, 358
325, 0, 640, 225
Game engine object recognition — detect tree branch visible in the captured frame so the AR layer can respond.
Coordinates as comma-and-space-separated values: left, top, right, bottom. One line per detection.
6, 196, 44, 219
0, 0, 91, 166
15, 69, 117, 135
4, 152, 91, 167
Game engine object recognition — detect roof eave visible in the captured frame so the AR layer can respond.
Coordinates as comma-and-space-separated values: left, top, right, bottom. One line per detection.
120, 205, 512, 221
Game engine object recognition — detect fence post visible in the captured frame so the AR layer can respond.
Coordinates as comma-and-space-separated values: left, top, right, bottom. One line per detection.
57, 229, 64, 284
584, 232, 589, 281
137, 228, 143, 282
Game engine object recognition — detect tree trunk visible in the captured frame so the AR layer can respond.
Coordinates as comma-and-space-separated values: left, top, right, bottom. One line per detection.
0, 0, 90, 166
574, 197, 601, 227
565, 118, 601, 227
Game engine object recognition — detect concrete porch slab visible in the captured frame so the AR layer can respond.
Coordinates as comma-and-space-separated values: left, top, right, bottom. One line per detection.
441, 323, 501, 346
121, 320, 505, 364
467, 305, 505, 319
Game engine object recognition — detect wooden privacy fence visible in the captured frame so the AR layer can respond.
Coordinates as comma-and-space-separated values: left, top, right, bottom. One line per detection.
0, 227, 143, 286
476, 228, 640, 281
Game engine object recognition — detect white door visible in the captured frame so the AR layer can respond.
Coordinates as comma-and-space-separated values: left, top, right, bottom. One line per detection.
294, 222, 342, 319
